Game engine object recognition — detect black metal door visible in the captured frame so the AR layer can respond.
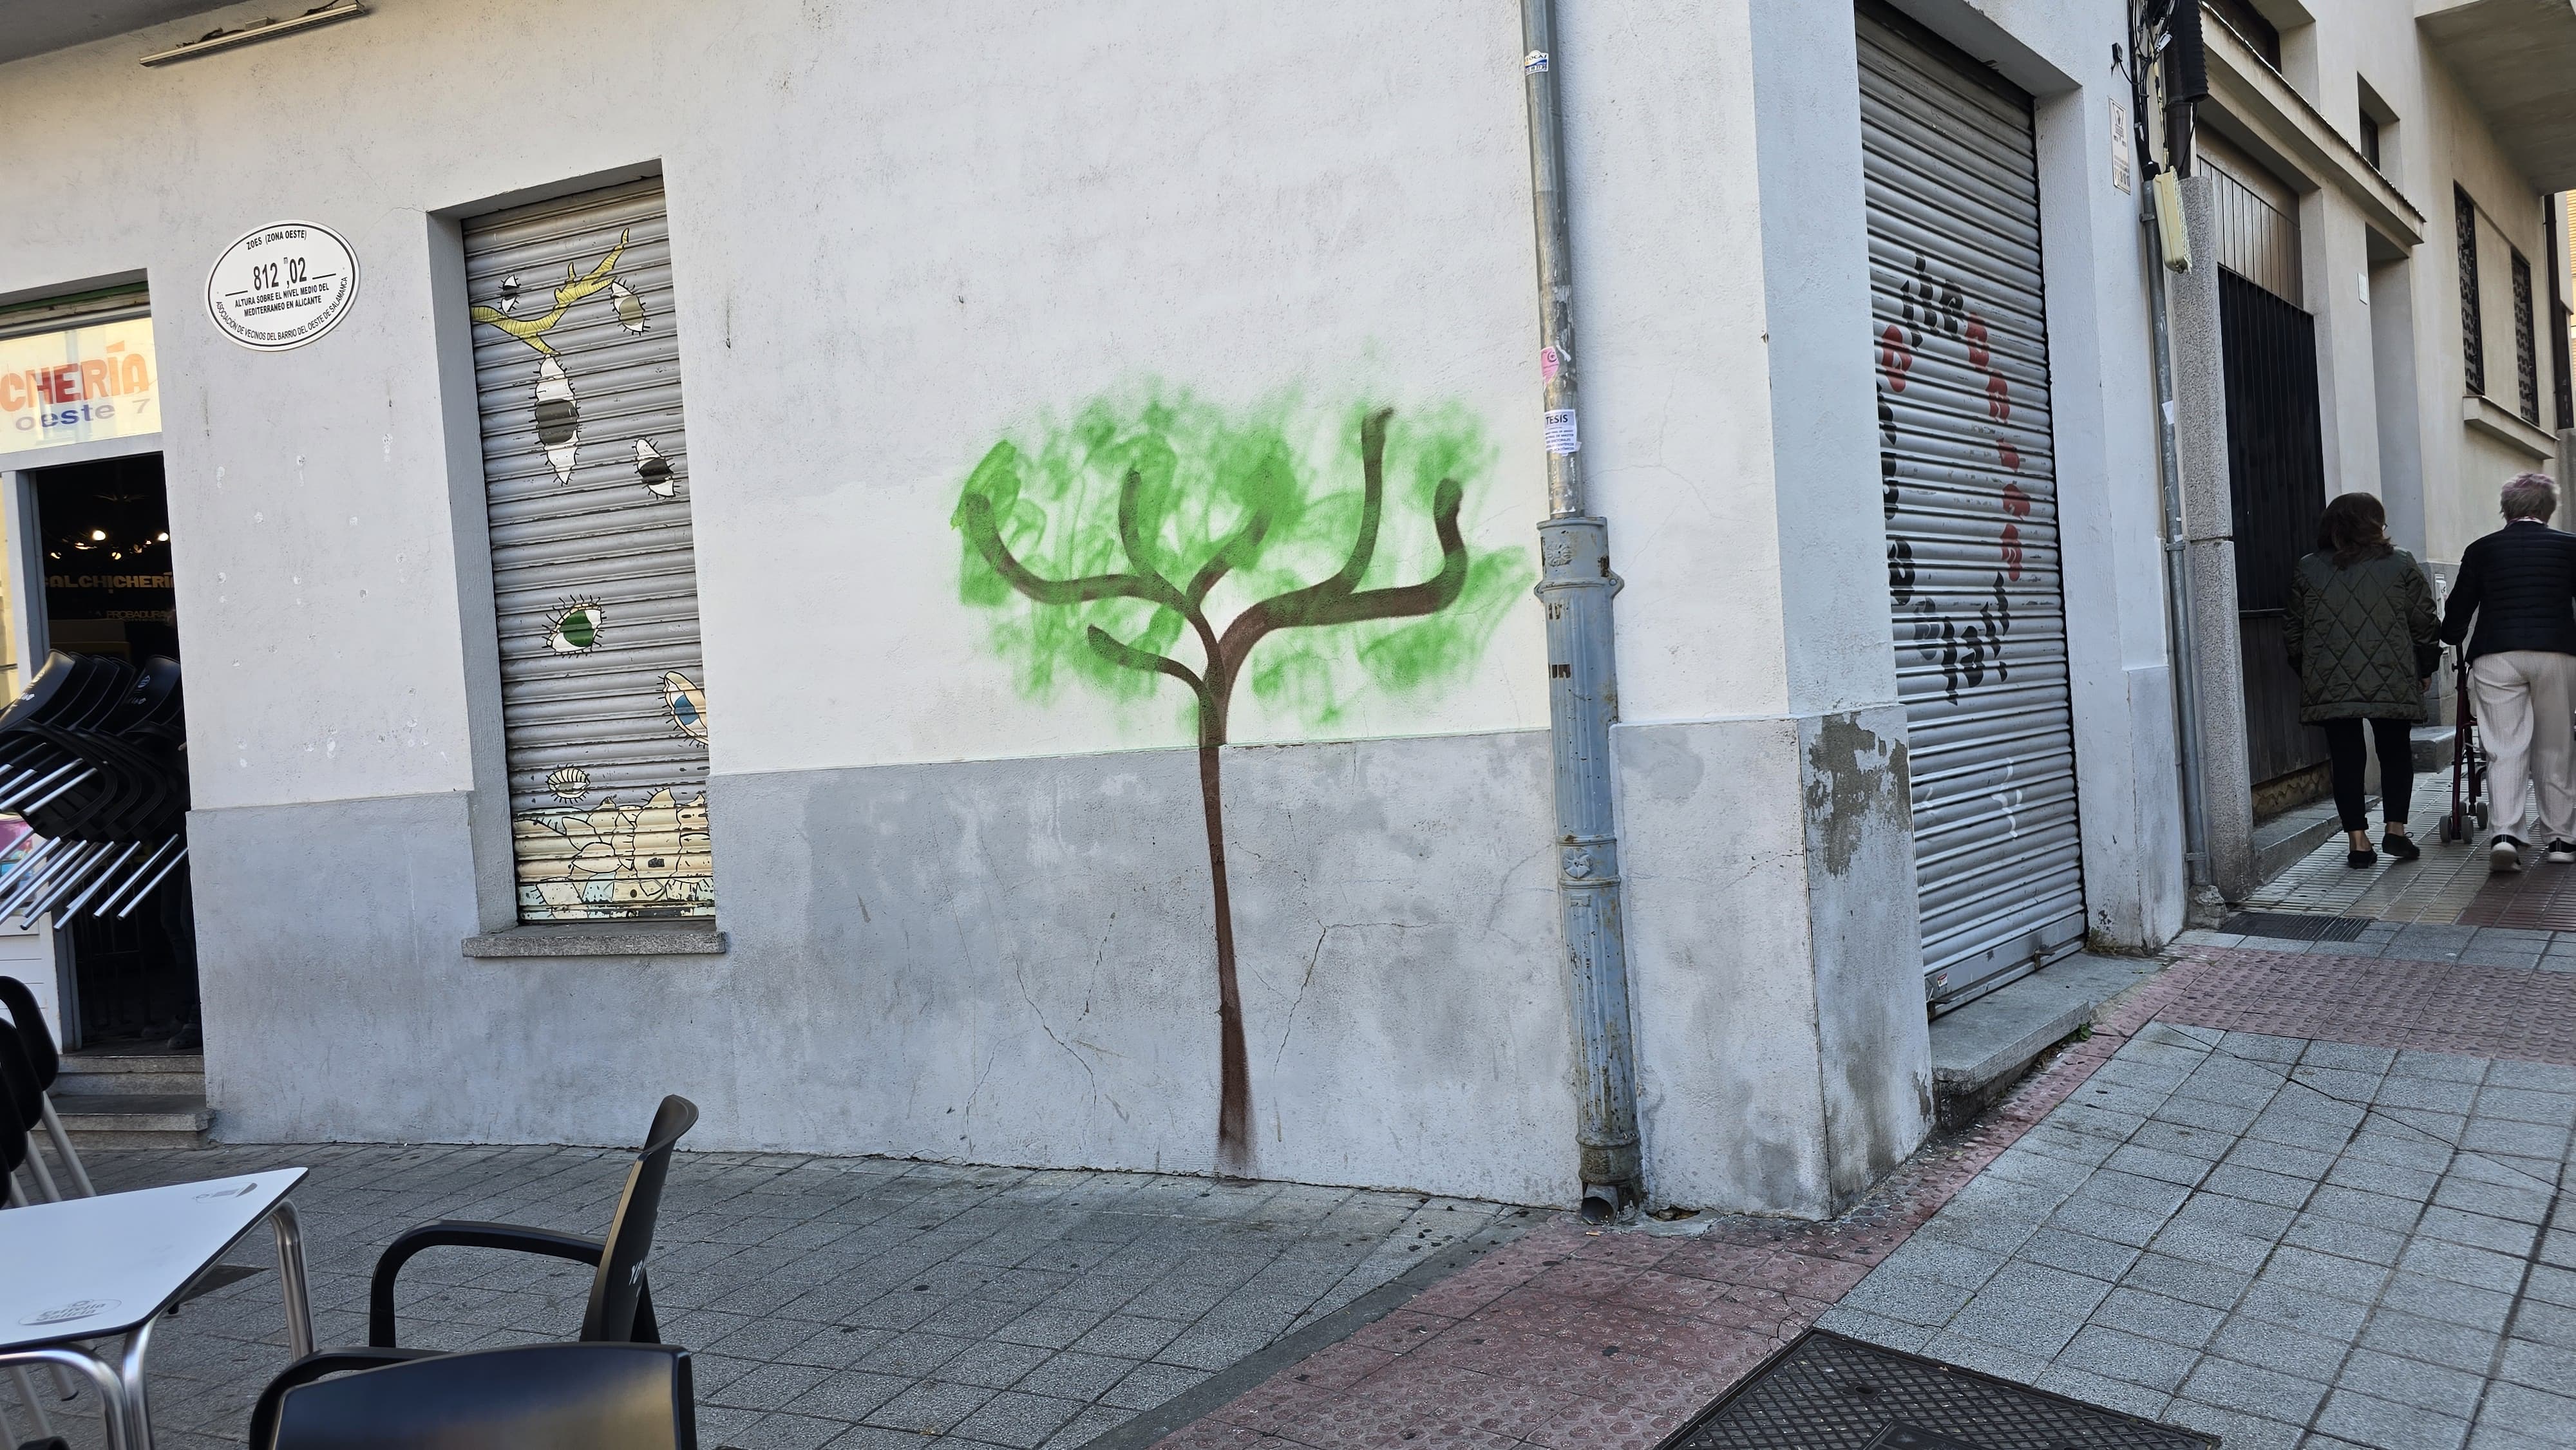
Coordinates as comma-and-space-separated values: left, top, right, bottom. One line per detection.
2221, 268, 2330, 791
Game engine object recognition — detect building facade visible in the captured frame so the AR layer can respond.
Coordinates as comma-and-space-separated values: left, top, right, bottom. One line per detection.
0, 0, 2564, 1215
2193, 0, 2576, 817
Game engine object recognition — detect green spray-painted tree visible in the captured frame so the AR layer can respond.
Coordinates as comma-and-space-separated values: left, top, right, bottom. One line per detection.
951, 390, 1524, 1174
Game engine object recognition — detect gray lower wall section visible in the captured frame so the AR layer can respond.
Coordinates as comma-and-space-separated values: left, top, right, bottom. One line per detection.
1798, 706, 1934, 1210
193, 719, 1942, 1210
192, 731, 1583, 1204
1613, 709, 1931, 1218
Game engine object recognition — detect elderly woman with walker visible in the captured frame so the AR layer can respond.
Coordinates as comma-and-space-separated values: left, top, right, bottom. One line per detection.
2438, 471, 2576, 873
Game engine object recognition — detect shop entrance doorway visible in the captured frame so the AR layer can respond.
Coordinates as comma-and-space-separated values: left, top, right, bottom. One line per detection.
26, 452, 194, 1048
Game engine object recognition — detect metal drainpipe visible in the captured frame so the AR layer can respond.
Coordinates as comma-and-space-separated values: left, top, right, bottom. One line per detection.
1519, 0, 1643, 1223
2134, 0, 2216, 909
2144, 210, 2213, 899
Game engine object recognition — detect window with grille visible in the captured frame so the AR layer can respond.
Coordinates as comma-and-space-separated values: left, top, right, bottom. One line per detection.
2458, 187, 2485, 397
2513, 249, 2540, 425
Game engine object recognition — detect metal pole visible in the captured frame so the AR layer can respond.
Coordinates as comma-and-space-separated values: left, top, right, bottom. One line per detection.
59, 841, 141, 920
38, 1097, 95, 1196
90, 838, 178, 918
2145, 220, 2211, 896
0, 842, 91, 919
0, 760, 83, 811
117, 845, 188, 918
0, 836, 65, 905
21, 845, 113, 925
2133, 0, 2225, 915
269, 1201, 316, 1360
17, 767, 95, 816
1520, 0, 1642, 1221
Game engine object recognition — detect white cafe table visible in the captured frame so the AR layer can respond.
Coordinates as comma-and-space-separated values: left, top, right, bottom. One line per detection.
1, 1168, 314, 1450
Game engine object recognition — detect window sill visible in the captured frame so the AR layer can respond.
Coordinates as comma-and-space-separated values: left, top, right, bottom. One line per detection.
2460, 393, 2559, 460
461, 923, 728, 959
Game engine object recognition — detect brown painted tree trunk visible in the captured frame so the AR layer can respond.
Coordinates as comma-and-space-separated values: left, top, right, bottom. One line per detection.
1197, 741, 1253, 1177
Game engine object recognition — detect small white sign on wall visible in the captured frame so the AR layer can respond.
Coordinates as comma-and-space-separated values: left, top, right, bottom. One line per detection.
2110, 99, 2132, 195
205, 221, 358, 351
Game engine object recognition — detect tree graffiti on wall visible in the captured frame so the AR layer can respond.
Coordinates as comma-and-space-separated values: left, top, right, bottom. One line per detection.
951, 391, 1523, 1174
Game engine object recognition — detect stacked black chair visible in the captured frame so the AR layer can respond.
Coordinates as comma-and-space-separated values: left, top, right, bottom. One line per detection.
260, 1342, 696, 1450
0, 652, 191, 929
248, 1095, 700, 1450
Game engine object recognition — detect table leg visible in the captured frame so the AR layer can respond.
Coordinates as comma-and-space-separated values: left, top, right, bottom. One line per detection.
269, 1198, 316, 1361
37, 1097, 97, 1197
1, 1346, 129, 1449
118, 1316, 157, 1450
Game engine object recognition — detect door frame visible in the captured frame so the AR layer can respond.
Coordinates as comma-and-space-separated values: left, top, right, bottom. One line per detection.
0, 429, 166, 1046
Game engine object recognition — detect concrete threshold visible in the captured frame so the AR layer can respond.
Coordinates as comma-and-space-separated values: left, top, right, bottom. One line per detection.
1926, 952, 2160, 1129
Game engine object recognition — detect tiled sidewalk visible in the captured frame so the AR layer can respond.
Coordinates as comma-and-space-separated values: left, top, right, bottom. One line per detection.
1819, 1017, 2575, 1448
2245, 800, 2576, 930
5, 1147, 1521, 1450
2179, 920, 2576, 972
2244, 827, 2494, 923
1148, 945, 2576, 1449
20, 941, 2576, 1450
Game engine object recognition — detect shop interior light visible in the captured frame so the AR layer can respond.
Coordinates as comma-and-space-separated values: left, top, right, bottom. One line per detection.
90, 531, 106, 541
156, 532, 169, 541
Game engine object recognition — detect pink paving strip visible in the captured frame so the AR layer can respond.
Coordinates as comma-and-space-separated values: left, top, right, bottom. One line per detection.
1151, 966, 2205, 1450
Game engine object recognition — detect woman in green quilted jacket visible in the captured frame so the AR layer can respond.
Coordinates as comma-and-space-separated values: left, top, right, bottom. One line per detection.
2284, 493, 2442, 869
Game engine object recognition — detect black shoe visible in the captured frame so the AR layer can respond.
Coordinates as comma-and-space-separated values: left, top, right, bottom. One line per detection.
2347, 847, 2378, 869
2382, 834, 2421, 862
2549, 842, 2576, 865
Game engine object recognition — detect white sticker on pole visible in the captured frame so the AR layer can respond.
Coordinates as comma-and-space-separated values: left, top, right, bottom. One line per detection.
205, 221, 359, 352
1544, 408, 1579, 455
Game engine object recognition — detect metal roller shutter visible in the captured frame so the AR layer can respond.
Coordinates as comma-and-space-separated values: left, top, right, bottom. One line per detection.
463, 180, 714, 921
1860, 7, 2083, 1006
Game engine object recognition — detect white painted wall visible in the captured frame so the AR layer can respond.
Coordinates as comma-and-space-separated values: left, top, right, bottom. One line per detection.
0, 0, 2195, 1205
0, 0, 1596, 1201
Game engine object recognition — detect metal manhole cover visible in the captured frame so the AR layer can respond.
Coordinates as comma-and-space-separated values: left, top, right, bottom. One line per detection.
1657, 1331, 2215, 1449
2218, 910, 2368, 942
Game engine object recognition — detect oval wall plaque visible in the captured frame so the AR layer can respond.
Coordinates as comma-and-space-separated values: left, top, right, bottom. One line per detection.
205, 221, 358, 351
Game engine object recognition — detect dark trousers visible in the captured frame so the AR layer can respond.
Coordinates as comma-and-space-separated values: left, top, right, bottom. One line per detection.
2320, 717, 2413, 832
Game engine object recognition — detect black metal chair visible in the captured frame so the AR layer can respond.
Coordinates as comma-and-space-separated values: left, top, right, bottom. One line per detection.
0, 1030, 54, 1204
0, 1092, 67, 1450
0, 979, 89, 1198
258, 1342, 695, 1450
248, 1096, 699, 1449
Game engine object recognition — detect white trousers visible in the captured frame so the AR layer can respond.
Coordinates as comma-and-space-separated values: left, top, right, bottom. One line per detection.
2469, 650, 2576, 846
